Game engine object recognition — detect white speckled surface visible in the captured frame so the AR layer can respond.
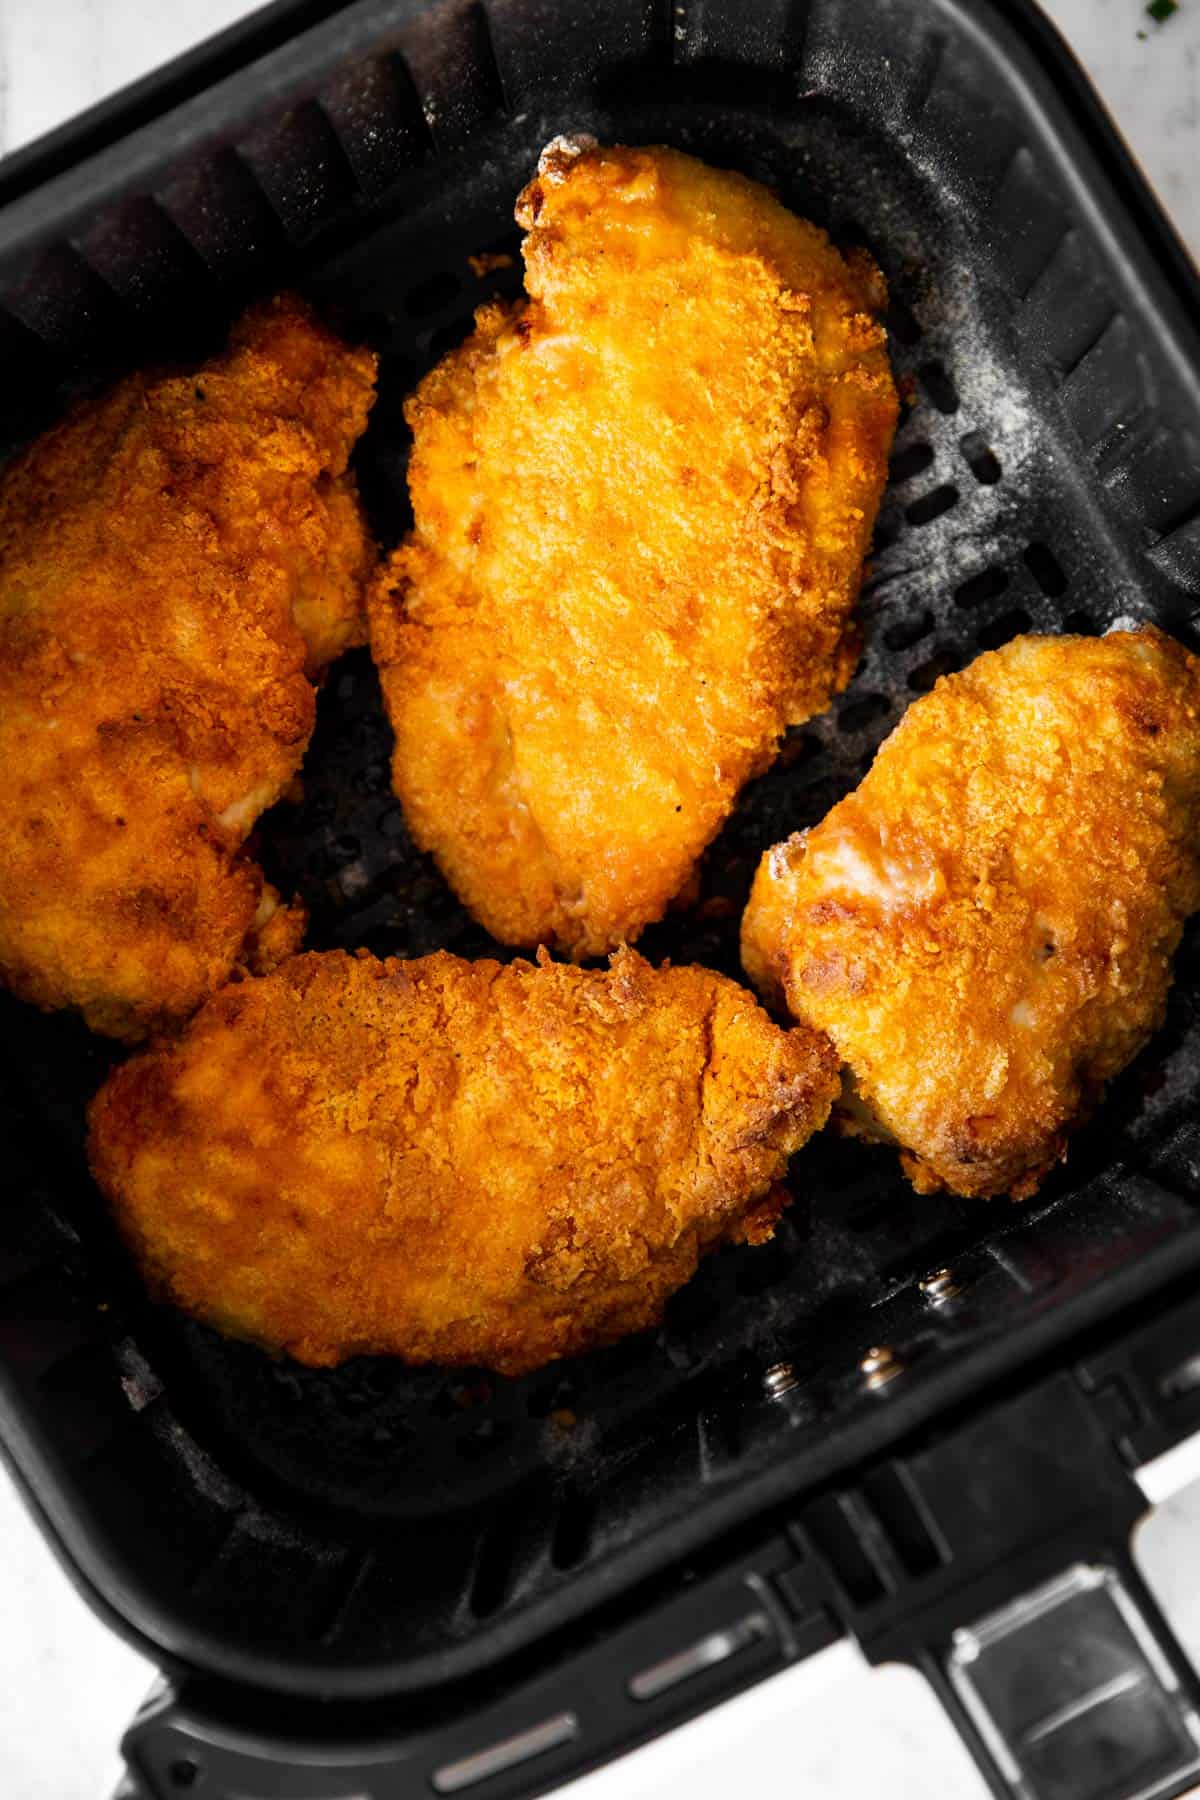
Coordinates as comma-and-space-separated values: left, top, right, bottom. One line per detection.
1, 3, 1199, 1795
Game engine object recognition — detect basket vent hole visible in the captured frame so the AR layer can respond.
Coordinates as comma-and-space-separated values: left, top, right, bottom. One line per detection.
382, 353, 420, 395
954, 567, 1009, 609
846, 1194, 898, 1229
908, 646, 960, 692
1064, 609, 1099, 634
830, 217, 872, 255
872, 512, 901, 551
778, 729, 823, 769
977, 608, 1032, 651
525, 1377, 575, 1419
906, 484, 959, 527
664, 1282, 722, 1336
887, 294, 922, 347
551, 1489, 594, 1570
959, 430, 1002, 485
733, 1236, 794, 1295
823, 1151, 877, 1196
455, 1420, 504, 1462
168, 1763, 200, 1790
1023, 542, 1068, 596
370, 1419, 413, 1452
427, 320, 469, 360
889, 441, 934, 484
837, 692, 892, 734
405, 270, 461, 316
883, 608, 935, 652
469, 1519, 518, 1618
918, 359, 960, 414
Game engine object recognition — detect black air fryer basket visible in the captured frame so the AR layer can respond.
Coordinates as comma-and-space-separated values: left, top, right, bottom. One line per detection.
4, 2, 1200, 1796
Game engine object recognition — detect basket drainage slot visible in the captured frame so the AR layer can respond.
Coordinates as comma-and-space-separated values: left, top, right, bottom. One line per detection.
1023, 542, 1068, 596
960, 430, 1002, 485
890, 441, 934, 484
907, 483, 959, 526
918, 359, 959, 414
432, 1713, 581, 1793
629, 1609, 772, 1701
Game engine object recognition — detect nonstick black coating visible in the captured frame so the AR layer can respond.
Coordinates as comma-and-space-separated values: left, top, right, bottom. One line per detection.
1, 0, 1200, 1699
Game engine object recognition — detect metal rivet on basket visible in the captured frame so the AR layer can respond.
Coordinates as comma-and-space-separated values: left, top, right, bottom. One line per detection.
763, 1361, 800, 1400
860, 1345, 903, 1390
918, 1267, 963, 1305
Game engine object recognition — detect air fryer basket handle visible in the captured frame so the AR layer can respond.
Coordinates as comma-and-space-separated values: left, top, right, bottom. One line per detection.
119, 1400, 1200, 1800
916, 1546, 1200, 1800
119, 1290, 1200, 1800
116, 1513, 1200, 1800
117, 1529, 840, 1799
812, 1309, 1200, 1800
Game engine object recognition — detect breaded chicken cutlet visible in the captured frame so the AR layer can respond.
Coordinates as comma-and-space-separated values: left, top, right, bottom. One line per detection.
0, 296, 377, 1040
742, 628, 1200, 1200
370, 136, 898, 959
88, 948, 839, 1373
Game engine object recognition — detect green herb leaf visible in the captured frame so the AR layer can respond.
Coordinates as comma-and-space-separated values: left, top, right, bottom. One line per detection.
1146, 0, 1178, 24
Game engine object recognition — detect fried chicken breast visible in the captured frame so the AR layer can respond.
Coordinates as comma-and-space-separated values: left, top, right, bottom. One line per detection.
88, 948, 838, 1373
0, 296, 377, 1040
370, 137, 897, 958
742, 628, 1200, 1200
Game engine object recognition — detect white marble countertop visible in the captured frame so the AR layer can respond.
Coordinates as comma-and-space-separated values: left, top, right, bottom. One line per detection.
1, 3, 1199, 1797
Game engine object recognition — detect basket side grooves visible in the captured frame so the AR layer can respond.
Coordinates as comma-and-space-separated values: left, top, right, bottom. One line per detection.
672, 0, 812, 70
487, 0, 649, 100
990, 146, 1074, 299
1, 240, 130, 357
1060, 315, 1149, 448
1018, 228, 1117, 372
905, 29, 947, 118
640, 0, 675, 64
401, 1, 509, 156
73, 196, 219, 318
320, 53, 436, 196
240, 99, 361, 242
156, 149, 290, 288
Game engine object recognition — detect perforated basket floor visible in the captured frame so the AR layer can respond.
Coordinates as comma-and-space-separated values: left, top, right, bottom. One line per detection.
1, 0, 1200, 1703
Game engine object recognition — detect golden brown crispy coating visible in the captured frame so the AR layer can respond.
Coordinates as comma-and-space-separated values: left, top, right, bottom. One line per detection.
88, 947, 838, 1373
742, 628, 1200, 1200
370, 137, 897, 958
0, 296, 377, 1040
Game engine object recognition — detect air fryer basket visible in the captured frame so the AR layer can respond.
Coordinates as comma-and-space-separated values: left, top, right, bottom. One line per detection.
4, 0, 1200, 1782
